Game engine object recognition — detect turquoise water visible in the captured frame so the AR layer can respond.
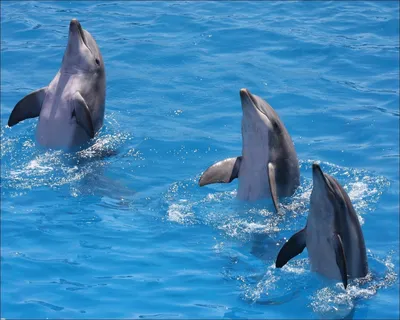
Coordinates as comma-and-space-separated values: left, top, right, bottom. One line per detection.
1, 1, 399, 319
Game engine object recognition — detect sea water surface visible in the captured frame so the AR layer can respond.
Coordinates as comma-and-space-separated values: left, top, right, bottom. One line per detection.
1, 1, 399, 319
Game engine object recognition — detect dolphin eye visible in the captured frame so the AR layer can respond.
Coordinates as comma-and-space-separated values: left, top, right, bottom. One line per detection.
95, 58, 100, 66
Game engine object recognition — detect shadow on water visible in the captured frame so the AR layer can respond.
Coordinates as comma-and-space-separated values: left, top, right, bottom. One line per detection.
250, 232, 280, 262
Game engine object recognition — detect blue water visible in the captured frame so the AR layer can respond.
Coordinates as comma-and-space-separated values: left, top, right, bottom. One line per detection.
1, 1, 399, 319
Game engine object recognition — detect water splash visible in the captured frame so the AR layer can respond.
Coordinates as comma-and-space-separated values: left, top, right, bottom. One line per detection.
167, 201, 196, 225
164, 160, 389, 235
309, 250, 397, 318
1, 116, 132, 197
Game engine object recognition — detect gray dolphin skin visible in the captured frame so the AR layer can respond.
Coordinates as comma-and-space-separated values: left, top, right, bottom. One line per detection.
8, 18, 106, 150
198, 88, 300, 212
275, 163, 368, 289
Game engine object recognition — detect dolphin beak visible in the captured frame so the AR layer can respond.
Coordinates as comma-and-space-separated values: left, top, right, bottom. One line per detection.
69, 19, 85, 43
312, 162, 321, 172
240, 88, 258, 109
312, 162, 327, 185
240, 88, 251, 103
240, 88, 250, 99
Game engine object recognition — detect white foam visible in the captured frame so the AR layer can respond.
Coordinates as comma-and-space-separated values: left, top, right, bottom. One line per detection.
241, 268, 278, 301
219, 219, 270, 238
310, 252, 397, 317
167, 203, 195, 225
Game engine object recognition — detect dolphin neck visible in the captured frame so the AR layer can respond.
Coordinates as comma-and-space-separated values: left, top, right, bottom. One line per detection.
60, 66, 92, 75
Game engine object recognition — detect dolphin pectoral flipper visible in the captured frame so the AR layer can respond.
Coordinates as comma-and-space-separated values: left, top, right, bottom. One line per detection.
268, 162, 279, 212
8, 87, 47, 127
275, 228, 306, 268
72, 91, 95, 138
332, 233, 348, 289
199, 157, 242, 187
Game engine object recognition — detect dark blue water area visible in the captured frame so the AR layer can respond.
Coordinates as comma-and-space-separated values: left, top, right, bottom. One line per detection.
1, 1, 399, 319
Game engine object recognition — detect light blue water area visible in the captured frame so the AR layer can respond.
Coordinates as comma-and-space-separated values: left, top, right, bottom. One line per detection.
1, 1, 399, 319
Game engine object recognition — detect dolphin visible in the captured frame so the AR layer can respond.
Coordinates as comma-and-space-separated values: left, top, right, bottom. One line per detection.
199, 88, 300, 211
8, 18, 106, 150
275, 163, 368, 289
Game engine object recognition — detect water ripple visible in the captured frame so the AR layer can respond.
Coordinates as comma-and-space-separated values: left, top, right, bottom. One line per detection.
1, 1, 398, 319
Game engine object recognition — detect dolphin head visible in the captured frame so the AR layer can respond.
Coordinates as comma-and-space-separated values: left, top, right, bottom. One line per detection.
239, 88, 272, 158
61, 19, 104, 74
240, 88, 272, 130
240, 88, 268, 116
310, 162, 337, 218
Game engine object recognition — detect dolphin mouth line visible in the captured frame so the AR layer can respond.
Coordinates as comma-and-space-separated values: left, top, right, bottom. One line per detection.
248, 92, 258, 108
70, 19, 91, 54
76, 22, 89, 49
